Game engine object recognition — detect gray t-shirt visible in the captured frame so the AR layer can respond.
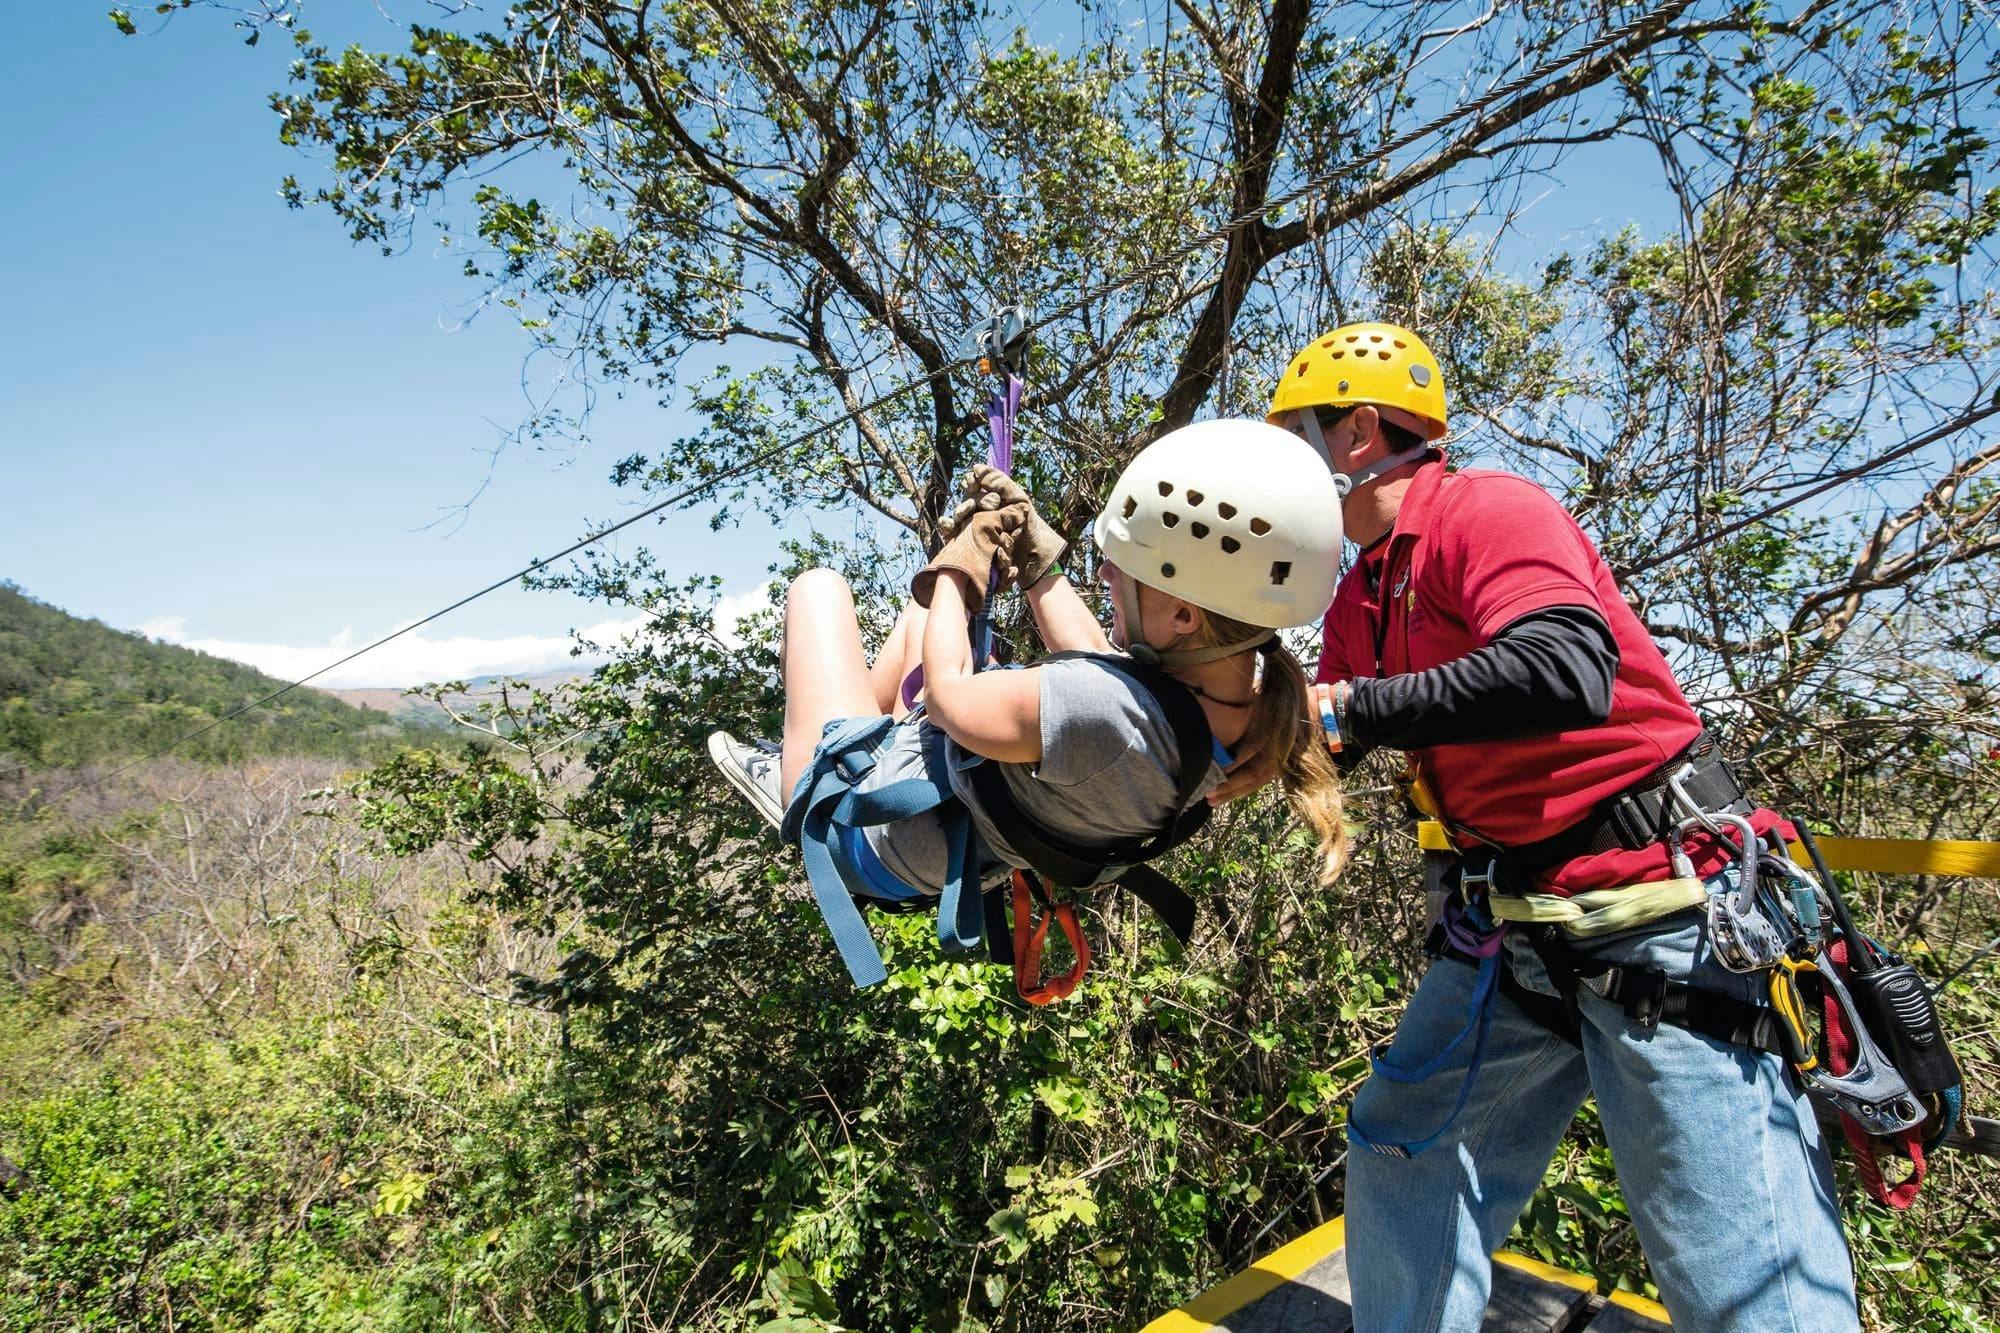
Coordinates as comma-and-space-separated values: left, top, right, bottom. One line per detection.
857, 657, 1226, 892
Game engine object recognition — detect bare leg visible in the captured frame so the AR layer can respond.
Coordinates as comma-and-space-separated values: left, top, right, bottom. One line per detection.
869, 601, 929, 719
780, 570, 885, 801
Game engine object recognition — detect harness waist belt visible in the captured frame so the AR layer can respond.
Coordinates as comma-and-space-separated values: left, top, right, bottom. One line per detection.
1454, 732, 1748, 893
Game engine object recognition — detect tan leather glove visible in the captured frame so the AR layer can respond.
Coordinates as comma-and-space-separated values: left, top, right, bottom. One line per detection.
912, 500, 1026, 613
940, 465, 1068, 589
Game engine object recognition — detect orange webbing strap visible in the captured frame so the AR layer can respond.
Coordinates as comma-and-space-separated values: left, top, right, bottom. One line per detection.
1011, 871, 1091, 1006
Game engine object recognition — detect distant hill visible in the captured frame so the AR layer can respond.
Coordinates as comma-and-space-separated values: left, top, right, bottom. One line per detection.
0, 582, 437, 769
322, 668, 595, 721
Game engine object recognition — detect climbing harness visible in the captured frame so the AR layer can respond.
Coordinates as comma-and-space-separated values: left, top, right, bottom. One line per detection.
1365, 727, 1973, 1201
781, 712, 984, 989
789, 650, 1211, 999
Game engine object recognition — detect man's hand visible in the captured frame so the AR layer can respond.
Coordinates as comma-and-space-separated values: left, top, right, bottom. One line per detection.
941, 465, 1068, 588
1207, 742, 1281, 805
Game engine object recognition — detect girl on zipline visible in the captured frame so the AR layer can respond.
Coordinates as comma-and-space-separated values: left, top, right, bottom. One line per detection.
708, 420, 1350, 990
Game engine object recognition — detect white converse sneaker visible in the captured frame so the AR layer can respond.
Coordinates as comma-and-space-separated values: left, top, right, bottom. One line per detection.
707, 731, 786, 831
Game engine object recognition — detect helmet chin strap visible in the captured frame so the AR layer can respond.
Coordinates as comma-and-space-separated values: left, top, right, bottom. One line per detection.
1298, 410, 1430, 498
1117, 577, 1275, 669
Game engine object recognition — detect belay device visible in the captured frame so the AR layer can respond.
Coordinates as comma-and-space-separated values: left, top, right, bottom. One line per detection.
1787, 821, 1966, 1208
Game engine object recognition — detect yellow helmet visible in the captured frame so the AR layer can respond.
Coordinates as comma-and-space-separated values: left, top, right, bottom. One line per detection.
1267, 322, 1448, 441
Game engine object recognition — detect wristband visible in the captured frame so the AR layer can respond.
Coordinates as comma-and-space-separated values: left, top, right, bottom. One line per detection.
1312, 682, 1344, 753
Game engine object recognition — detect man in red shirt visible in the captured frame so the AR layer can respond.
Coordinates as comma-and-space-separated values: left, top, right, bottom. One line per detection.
1244, 323, 1857, 1330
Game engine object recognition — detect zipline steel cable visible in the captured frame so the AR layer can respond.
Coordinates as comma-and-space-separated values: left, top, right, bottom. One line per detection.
77, 0, 1718, 782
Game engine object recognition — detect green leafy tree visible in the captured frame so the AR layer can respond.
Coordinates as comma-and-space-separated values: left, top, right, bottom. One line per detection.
100, 0, 2000, 1327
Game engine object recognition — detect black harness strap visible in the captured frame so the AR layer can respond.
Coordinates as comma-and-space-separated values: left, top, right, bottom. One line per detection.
1520, 926, 1785, 1057
966, 651, 1211, 944
1477, 732, 1748, 894
1430, 918, 1788, 1060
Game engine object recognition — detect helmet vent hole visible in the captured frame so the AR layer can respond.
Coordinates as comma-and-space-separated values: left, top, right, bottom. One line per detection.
1330, 349, 1345, 359
1121, 495, 1137, 519
1157, 481, 1174, 497
1296, 363, 1309, 377
1217, 502, 1237, 520
1220, 536, 1241, 554
1186, 489, 1204, 505
1378, 350, 1391, 360
1190, 522, 1210, 539
1162, 512, 1180, 528
1249, 517, 1272, 536
1270, 560, 1292, 585
1160, 562, 1176, 578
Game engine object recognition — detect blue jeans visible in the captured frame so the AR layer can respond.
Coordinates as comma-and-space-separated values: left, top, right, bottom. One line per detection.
1345, 885, 1858, 1332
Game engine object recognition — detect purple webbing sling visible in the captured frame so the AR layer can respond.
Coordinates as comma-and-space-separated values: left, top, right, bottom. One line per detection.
901, 371, 1022, 709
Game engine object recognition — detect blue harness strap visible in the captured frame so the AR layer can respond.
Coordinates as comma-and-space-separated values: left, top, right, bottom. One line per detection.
1346, 898, 1508, 1159
1346, 950, 1502, 1159
781, 714, 984, 987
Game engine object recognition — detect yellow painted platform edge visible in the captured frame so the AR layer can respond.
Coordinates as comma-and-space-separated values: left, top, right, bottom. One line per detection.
1139, 1216, 1345, 1333
1143, 1215, 1661, 1332
1492, 1247, 1597, 1293
1607, 1286, 1673, 1322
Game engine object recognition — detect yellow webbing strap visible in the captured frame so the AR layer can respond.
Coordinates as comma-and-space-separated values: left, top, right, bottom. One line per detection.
1416, 821, 2000, 880
1488, 880, 1710, 937
1782, 836, 2000, 879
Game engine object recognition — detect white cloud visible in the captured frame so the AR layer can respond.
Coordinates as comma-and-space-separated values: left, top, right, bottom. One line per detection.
711, 582, 777, 649
137, 584, 777, 689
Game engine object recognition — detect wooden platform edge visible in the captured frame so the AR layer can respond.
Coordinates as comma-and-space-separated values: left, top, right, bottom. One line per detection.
1142, 1215, 1673, 1331
1139, 1216, 1347, 1333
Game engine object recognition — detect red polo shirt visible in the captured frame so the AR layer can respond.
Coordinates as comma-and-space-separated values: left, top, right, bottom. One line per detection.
1319, 455, 1780, 893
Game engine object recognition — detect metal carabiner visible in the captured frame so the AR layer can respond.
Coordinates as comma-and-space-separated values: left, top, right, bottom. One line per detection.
1759, 840, 1824, 938
1665, 767, 1785, 972
1680, 812, 1786, 972
1768, 953, 1822, 1073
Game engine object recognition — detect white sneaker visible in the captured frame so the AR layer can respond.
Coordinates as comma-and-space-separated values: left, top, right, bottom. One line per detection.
708, 731, 786, 831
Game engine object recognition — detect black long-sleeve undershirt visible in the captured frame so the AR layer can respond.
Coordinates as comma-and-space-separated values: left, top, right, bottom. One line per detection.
1344, 605, 1619, 755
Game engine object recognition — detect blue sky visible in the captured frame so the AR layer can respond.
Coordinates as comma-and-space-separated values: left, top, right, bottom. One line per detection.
0, 3, 1674, 689
1, 3, 792, 687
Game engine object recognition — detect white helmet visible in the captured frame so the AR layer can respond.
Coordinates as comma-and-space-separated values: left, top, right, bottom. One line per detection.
1092, 420, 1343, 666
